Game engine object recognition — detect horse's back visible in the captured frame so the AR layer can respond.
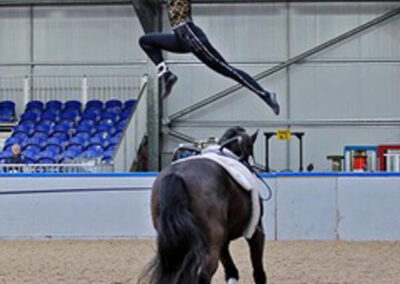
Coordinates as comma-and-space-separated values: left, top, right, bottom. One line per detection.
153, 159, 252, 241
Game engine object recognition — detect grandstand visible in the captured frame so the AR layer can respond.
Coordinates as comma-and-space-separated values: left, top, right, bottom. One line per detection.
0, 98, 135, 165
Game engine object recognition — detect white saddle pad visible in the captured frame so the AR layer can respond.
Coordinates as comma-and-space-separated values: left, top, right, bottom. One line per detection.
174, 147, 265, 239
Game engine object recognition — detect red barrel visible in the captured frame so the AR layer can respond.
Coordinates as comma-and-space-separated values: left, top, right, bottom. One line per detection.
353, 155, 367, 171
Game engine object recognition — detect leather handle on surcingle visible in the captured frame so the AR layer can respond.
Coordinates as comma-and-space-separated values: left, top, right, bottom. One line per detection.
219, 136, 242, 153
172, 145, 201, 161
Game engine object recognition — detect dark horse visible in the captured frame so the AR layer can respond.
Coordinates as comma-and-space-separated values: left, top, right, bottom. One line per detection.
140, 126, 267, 284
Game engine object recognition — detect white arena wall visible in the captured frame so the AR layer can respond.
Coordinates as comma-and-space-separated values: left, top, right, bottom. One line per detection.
0, 173, 399, 241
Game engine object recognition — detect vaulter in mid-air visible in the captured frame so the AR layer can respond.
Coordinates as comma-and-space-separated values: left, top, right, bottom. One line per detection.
139, 0, 280, 115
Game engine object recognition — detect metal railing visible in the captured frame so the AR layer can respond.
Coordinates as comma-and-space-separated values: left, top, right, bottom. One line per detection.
0, 75, 142, 115
0, 162, 113, 173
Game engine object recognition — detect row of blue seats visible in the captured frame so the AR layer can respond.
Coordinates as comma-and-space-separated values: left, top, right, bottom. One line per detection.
13, 117, 128, 137
23, 100, 134, 123
5, 133, 120, 153
26, 99, 135, 112
0, 147, 115, 164
0, 99, 135, 164
0, 99, 136, 123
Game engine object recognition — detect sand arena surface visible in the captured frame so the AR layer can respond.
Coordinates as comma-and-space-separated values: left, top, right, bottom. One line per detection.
0, 239, 398, 284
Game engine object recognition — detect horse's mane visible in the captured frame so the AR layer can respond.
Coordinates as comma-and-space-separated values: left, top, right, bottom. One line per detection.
219, 126, 246, 145
219, 126, 255, 163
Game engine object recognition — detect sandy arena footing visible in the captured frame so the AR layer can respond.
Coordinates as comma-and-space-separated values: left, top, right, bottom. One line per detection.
0, 240, 398, 284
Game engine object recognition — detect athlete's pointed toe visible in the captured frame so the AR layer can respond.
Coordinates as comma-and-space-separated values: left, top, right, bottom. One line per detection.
270, 93, 280, 116
260, 92, 280, 116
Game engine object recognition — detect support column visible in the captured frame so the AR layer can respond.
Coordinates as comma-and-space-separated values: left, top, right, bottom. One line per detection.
133, 0, 162, 171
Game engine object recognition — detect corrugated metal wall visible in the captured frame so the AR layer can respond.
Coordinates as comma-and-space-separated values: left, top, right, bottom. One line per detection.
0, 5, 147, 112
163, 2, 400, 171
0, 2, 399, 171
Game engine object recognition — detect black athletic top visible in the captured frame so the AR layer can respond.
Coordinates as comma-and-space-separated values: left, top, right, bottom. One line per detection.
7, 154, 25, 164
167, 0, 192, 28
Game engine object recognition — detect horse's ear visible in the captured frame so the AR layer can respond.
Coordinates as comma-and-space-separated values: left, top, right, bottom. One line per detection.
251, 130, 259, 144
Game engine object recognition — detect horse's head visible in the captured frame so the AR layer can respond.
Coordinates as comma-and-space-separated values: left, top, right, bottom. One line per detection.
219, 126, 258, 164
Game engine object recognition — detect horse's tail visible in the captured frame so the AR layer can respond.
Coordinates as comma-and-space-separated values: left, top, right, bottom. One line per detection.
141, 174, 208, 284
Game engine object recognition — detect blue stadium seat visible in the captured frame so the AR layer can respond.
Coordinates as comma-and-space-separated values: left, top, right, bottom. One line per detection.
23, 136, 45, 148
14, 124, 34, 136
73, 131, 90, 141
42, 137, 63, 153
45, 100, 63, 111
83, 107, 102, 116
81, 111, 100, 122
120, 109, 132, 120
101, 111, 120, 123
19, 120, 36, 129
94, 131, 113, 141
118, 118, 128, 126
95, 123, 114, 133
50, 131, 69, 141
116, 119, 128, 132
60, 109, 80, 122
106, 144, 117, 152
38, 119, 55, 128
74, 124, 96, 136
0, 109, 14, 122
31, 132, 48, 142
86, 144, 104, 153
86, 136, 109, 151
65, 144, 84, 153
37, 150, 57, 164
104, 105, 122, 113
23, 145, 41, 155
64, 100, 82, 111
62, 148, 81, 161
79, 119, 96, 128
47, 136, 64, 146
0, 100, 15, 109
52, 124, 70, 134
57, 120, 74, 129
102, 149, 115, 161
43, 144, 62, 155
0, 101, 16, 120
41, 110, 59, 122
98, 118, 115, 127
124, 99, 136, 110
35, 124, 51, 134
68, 136, 86, 146
88, 136, 104, 146
25, 107, 42, 116
12, 132, 29, 143
26, 100, 44, 111
110, 133, 121, 144
20, 111, 39, 123
22, 150, 37, 164
86, 100, 103, 110
105, 99, 123, 110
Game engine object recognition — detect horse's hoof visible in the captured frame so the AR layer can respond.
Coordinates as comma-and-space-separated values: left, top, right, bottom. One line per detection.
227, 278, 239, 284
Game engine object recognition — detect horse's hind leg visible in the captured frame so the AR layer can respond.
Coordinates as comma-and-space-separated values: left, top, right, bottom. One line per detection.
220, 243, 239, 283
247, 226, 267, 284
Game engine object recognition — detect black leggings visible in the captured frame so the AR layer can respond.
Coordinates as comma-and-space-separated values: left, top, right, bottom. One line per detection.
139, 22, 271, 98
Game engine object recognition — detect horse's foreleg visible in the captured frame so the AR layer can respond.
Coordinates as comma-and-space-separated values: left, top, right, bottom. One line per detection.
220, 243, 239, 283
247, 226, 267, 284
